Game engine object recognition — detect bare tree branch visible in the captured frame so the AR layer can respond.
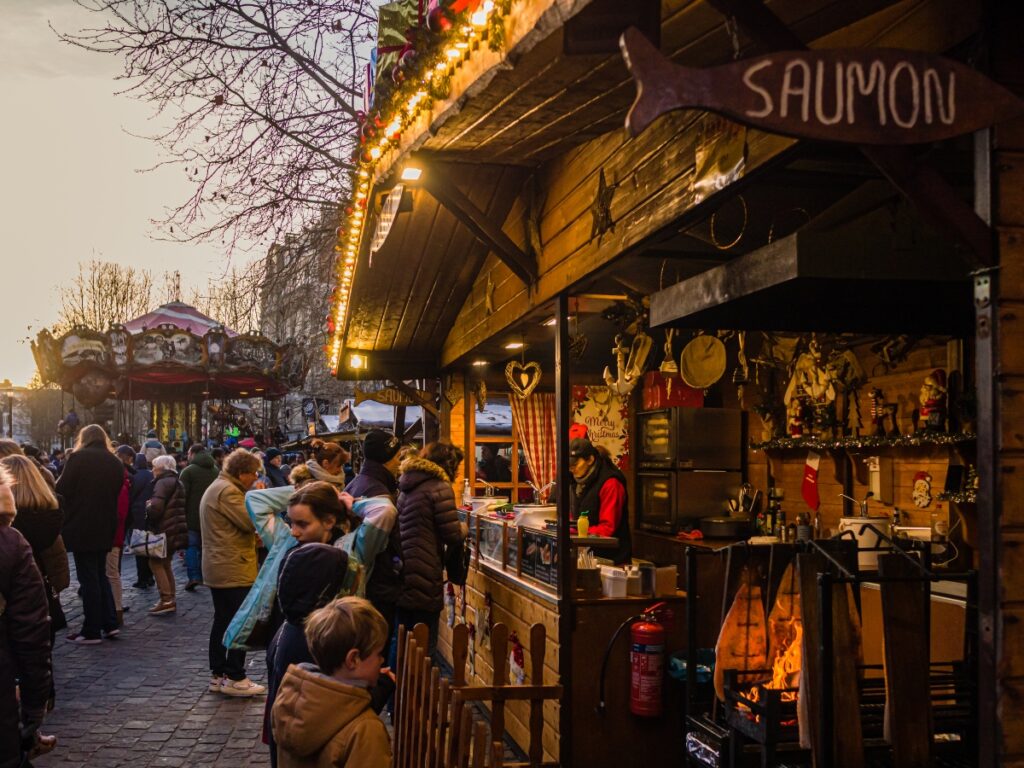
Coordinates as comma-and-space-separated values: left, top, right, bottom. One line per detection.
57, 0, 375, 250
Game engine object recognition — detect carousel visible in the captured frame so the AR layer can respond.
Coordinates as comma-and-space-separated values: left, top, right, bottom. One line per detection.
32, 301, 306, 446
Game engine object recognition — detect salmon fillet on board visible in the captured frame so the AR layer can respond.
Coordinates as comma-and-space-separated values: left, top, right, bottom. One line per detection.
768, 561, 802, 663
714, 571, 768, 701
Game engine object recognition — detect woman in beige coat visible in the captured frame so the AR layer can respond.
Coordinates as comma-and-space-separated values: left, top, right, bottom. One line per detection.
200, 449, 266, 697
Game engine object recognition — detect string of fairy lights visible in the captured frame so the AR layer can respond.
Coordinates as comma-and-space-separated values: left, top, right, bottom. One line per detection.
328, 0, 506, 375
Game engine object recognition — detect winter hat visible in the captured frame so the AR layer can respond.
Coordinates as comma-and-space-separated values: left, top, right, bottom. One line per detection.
569, 423, 589, 441
265, 447, 282, 461
364, 429, 401, 463
146, 430, 157, 439
276, 543, 349, 624
115, 444, 136, 460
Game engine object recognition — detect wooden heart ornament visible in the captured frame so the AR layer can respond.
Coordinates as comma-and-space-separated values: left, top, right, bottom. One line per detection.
505, 360, 542, 399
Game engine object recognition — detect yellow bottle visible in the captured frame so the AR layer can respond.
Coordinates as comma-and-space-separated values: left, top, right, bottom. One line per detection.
576, 512, 590, 537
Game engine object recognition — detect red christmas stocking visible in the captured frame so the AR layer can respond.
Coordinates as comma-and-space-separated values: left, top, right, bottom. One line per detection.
802, 451, 821, 511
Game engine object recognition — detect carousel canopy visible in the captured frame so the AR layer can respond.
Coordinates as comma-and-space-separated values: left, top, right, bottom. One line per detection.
123, 301, 239, 338
32, 302, 306, 407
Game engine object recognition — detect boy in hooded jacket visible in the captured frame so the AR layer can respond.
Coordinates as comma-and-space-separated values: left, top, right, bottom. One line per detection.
272, 596, 391, 768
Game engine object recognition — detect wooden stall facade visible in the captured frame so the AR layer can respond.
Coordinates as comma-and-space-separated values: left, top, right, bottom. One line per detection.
333, 0, 1024, 764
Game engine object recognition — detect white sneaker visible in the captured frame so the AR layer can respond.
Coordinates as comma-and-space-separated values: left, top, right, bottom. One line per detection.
219, 677, 266, 697
208, 675, 225, 692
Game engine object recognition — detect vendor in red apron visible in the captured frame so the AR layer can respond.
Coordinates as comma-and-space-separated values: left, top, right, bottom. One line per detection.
568, 425, 632, 565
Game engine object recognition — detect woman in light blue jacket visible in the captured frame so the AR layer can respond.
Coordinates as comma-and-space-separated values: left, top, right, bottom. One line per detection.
224, 473, 356, 652
224, 478, 399, 651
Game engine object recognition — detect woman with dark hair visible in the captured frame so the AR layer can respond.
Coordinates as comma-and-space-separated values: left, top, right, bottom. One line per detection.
224, 478, 354, 654
56, 425, 125, 644
305, 438, 352, 488
393, 441, 467, 663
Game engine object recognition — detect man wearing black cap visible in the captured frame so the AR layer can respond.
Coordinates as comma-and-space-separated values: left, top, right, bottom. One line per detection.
263, 448, 290, 488
569, 435, 632, 564
345, 429, 403, 640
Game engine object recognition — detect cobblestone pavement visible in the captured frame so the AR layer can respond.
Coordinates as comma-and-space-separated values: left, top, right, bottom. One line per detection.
36, 553, 272, 767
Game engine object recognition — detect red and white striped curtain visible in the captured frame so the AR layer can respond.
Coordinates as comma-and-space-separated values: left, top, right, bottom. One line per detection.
510, 393, 558, 500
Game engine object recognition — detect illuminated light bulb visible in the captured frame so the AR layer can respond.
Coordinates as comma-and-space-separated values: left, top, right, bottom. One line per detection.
471, 9, 487, 26
370, 146, 382, 160
435, 61, 447, 71
445, 47, 461, 59
483, 0, 494, 11
455, 41, 469, 50
359, 168, 368, 178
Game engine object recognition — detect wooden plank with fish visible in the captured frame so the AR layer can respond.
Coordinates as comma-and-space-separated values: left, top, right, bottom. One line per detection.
354, 385, 431, 407
714, 567, 768, 702
619, 27, 1024, 145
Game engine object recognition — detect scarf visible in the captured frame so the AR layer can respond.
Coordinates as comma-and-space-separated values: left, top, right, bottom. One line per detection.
306, 459, 347, 487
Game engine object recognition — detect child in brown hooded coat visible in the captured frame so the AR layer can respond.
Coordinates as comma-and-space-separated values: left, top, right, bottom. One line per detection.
272, 596, 391, 768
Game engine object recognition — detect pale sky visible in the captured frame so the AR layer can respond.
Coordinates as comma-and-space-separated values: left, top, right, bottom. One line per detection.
0, 0, 259, 386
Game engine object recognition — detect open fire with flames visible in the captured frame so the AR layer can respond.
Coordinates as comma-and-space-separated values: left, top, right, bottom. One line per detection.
715, 562, 803, 722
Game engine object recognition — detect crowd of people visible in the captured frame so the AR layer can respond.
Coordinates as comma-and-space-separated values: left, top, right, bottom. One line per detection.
1, 425, 468, 768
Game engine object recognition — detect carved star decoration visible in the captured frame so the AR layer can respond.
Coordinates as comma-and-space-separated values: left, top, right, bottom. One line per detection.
589, 168, 616, 242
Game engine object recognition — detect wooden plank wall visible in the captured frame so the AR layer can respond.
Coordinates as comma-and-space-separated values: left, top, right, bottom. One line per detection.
993, 6, 1024, 760
740, 340, 964, 538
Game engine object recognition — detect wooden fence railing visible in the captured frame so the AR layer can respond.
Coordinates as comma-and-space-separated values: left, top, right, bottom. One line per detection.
394, 621, 562, 768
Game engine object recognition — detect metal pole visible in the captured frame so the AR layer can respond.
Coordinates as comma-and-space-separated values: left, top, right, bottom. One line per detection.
818, 572, 834, 768
554, 293, 573, 768
974, 119, 999, 768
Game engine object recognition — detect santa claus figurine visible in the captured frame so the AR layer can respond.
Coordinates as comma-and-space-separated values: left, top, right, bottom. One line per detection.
918, 369, 947, 432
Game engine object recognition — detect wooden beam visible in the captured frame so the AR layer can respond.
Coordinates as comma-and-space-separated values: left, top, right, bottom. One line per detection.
419, 163, 538, 285
702, 0, 994, 268
388, 379, 440, 418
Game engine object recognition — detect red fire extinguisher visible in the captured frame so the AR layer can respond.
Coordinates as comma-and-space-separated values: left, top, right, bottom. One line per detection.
597, 602, 668, 718
630, 603, 666, 717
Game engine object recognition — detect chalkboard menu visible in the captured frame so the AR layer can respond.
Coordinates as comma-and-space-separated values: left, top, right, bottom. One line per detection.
520, 528, 558, 588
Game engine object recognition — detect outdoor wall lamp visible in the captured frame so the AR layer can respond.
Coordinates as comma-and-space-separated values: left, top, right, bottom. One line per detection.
348, 353, 367, 370
400, 166, 422, 182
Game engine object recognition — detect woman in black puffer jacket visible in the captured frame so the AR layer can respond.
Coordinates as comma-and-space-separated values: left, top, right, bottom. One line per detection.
393, 442, 466, 663
144, 455, 188, 616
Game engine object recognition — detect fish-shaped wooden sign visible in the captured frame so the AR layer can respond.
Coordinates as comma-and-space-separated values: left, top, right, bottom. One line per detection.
354, 385, 430, 407
619, 27, 1024, 145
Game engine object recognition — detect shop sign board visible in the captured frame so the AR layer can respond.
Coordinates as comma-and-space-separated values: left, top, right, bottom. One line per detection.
620, 28, 1024, 145
354, 384, 430, 407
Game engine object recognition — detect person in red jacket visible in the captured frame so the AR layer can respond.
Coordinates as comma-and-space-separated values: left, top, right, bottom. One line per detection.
107, 460, 131, 627
568, 427, 632, 565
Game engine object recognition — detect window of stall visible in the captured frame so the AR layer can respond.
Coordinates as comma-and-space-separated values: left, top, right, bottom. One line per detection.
470, 393, 532, 502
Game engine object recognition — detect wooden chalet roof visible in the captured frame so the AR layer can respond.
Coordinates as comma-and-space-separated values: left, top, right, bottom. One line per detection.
341, 0, 983, 373
343, 162, 526, 374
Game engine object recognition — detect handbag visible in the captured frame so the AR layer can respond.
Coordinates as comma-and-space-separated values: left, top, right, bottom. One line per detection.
444, 539, 470, 587
126, 528, 167, 559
